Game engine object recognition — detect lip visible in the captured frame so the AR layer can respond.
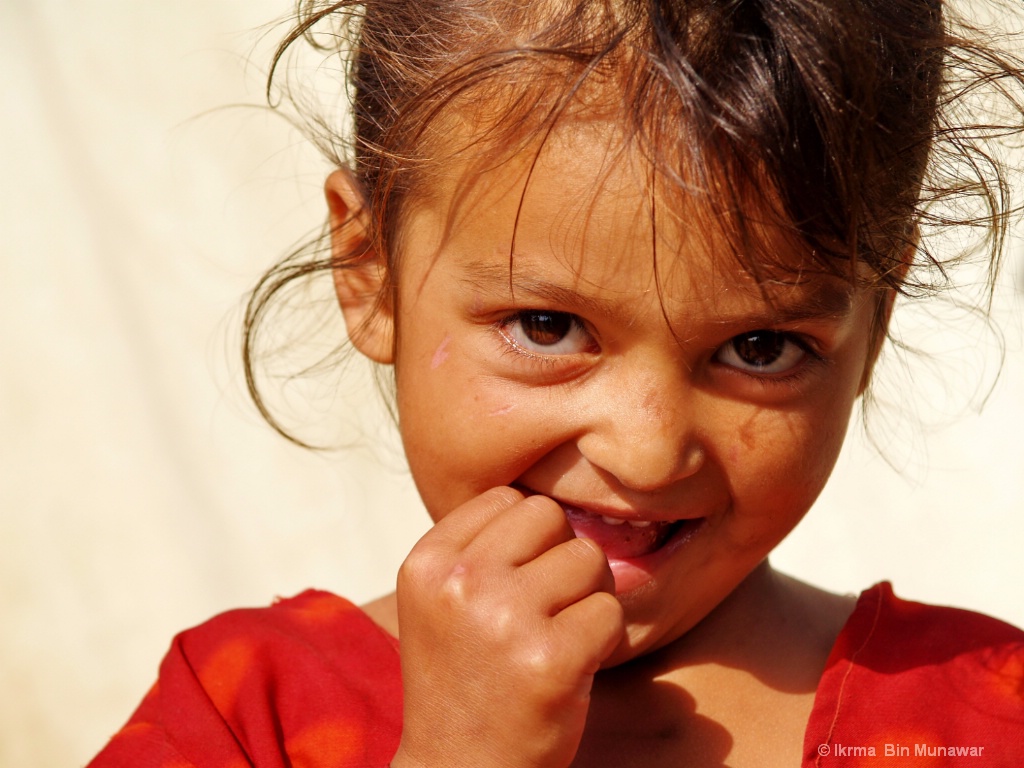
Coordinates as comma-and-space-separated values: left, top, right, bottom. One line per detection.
600, 517, 707, 594
513, 484, 700, 526
513, 484, 708, 594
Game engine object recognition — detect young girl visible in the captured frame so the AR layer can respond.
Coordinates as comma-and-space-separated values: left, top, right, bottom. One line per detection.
90, 0, 1024, 766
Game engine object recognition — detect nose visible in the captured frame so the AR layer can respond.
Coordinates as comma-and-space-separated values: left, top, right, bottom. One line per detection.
576, 364, 705, 492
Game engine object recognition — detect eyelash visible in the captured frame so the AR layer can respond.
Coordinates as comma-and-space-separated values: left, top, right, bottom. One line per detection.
494, 310, 825, 383
495, 310, 595, 362
713, 331, 824, 383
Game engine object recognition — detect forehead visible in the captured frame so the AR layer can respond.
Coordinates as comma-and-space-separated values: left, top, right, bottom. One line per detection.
398, 116, 852, 318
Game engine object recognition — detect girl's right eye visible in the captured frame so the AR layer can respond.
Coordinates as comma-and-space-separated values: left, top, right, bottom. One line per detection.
498, 310, 594, 356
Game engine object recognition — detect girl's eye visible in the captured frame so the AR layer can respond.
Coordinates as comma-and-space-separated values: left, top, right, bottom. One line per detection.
500, 311, 593, 355
715, 331, 807, 375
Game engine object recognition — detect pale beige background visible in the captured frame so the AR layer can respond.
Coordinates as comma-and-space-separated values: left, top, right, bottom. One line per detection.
1, 2, 1022, 767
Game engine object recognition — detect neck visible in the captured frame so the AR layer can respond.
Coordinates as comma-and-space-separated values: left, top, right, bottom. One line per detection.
580, 566, 856, 768
624, 562, 855, 692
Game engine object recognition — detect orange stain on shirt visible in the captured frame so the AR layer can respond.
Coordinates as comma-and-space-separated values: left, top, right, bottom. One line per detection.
285, 591, 357, 626
198, 637, 259, 715
984, 643, 1024, 701
855, 727, 943, 768
286, 719, 364, 768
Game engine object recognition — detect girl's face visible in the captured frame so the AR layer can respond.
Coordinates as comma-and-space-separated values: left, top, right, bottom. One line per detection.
337, 121, 883, 663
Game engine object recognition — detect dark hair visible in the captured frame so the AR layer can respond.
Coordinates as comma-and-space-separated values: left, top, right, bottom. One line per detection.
244, 0, 1024, 445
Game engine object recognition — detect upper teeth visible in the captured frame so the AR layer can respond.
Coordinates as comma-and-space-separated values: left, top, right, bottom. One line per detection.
601, 515, 651, 528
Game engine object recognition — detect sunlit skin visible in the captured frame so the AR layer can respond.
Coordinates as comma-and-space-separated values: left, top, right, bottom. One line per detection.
329, 120, 889, 767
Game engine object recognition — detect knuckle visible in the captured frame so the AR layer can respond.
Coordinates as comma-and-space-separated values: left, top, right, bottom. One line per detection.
479, 599, 519, 641
513, 639, 563, 679
397, 545, 440, 586
399, 547, 472, 600
438, 561, 473, 605
399, 549, 490, 611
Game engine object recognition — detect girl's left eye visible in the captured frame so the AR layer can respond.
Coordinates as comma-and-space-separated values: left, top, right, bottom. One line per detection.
715, 331, 808, 375
499, 310, 594, 355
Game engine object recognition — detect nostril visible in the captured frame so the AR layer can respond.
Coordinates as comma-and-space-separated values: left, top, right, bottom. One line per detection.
576, 395, 706, 491
604, 441, 705, 493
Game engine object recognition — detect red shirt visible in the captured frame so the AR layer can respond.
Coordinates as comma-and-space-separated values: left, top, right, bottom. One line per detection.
806, 583, 1024, 766
89, 584, 1024, 767
89, 591, 402, 767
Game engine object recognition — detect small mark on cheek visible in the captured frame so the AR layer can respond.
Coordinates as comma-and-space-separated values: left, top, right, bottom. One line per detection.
738, 421, 756, 451
430, 335, 451, 369
489, 403, 516, 416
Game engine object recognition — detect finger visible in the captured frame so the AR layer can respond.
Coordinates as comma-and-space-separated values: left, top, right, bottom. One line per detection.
399, 487, 533, 607
549, 590, 625, 673
464, 493, 574, 567
419, 485, 526, 553
518, 536, 614, 614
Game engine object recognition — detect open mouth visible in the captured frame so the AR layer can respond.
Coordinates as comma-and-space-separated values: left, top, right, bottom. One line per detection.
561, 505, 690, 560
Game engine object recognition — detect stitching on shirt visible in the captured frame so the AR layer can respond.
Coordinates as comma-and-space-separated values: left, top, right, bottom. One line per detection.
815, 587, 884, 767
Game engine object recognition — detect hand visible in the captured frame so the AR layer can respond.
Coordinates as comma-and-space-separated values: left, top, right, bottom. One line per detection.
390, 486, 624, 768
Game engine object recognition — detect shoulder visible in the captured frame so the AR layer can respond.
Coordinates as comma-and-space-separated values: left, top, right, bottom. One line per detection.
807, 582, 1024, 766
88, 590, 402, 768
838, 581, 1024, 665
168, 588, 400, 672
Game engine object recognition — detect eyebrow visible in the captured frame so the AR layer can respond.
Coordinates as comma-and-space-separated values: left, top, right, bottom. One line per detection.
458, 258, 857, 326
725, 280, 857, 325
459, 259, 624, 317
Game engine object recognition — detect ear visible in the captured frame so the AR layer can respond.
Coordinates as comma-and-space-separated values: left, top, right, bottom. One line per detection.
325, 169, 394, 364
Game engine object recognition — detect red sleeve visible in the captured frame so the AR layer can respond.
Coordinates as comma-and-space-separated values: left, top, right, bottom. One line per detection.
87, 590, 403, 768
807, 583, 1024, 767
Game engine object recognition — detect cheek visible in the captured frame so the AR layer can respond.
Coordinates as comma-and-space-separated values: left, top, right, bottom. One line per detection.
397, 365, 560, 517
725, 404, 851, 520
